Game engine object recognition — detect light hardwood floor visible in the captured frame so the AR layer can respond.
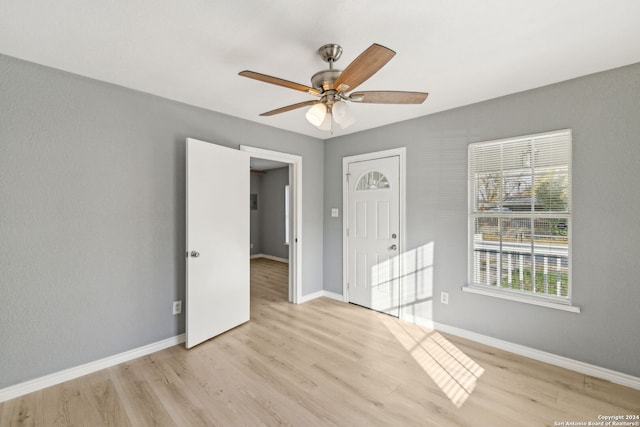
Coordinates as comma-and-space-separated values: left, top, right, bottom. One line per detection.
1, 258, 638, 426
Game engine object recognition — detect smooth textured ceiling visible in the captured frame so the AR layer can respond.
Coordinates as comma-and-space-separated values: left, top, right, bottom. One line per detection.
1, 1, 639, 140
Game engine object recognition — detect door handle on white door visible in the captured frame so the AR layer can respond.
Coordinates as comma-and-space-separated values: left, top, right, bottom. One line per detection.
190, 250, 200, 258
389, 244, 397, 251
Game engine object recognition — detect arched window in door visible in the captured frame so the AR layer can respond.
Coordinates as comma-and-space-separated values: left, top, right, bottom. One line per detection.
356, 171, 390, 190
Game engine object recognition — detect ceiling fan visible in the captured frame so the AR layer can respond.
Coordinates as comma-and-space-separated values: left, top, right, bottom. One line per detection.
239, 43, 429, 131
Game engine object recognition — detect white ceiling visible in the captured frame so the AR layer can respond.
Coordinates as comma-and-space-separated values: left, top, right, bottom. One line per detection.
1, 1, 639, 140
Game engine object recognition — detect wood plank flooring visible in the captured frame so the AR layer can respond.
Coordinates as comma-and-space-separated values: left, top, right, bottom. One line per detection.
1, 258, 638, 426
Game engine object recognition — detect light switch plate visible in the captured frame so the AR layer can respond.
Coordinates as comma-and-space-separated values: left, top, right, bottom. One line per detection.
331, 208, 339, 217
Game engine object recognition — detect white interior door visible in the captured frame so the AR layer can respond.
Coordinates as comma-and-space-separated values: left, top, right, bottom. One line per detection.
347, 156, 400, 317
186, 138, 249, 348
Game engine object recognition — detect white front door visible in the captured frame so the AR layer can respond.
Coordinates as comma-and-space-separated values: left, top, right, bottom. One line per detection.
186, 138, 249, 348
346, 155, 400, 317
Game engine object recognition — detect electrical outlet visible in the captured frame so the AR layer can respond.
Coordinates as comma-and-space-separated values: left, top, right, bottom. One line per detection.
173, 300, 182, 315
440, 291, 449, 305
250, 243, 253, 249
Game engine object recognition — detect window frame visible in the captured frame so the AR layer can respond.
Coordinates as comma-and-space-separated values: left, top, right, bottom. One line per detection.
464, 129, 579, 313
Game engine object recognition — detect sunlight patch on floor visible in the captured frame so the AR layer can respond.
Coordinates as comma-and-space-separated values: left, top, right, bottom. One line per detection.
382, 317, 484, 408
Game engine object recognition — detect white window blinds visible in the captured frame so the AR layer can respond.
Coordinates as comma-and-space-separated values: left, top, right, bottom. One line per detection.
468, 130, 572, 302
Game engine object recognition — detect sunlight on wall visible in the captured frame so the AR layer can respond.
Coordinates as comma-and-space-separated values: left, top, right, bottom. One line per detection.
381, 316, 485, 408
400, 242, 434, 322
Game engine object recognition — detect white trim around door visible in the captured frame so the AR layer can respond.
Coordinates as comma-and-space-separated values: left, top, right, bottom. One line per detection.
240, 145, 302, 304
342, 147, 407, 315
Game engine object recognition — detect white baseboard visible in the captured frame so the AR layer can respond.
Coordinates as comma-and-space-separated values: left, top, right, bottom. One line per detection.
0, 334, 185, 403
409, 317, 640, 391
298, 290, 344, 303
250, 253, 289, 263
322, 291, 345, 302
401, 313, 434, 329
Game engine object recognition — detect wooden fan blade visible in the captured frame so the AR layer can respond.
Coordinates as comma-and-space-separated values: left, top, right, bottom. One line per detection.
260, 100, 318, 116
333, 44, 396, 93
239, 71, 321, 96
350, 91, 429, 104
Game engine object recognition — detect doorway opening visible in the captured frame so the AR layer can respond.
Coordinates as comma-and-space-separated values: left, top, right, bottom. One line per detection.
241, 145, 302, 304
249, 158, 289, 302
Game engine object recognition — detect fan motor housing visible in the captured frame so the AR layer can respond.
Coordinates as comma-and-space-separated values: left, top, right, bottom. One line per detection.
311, 69, 341, 91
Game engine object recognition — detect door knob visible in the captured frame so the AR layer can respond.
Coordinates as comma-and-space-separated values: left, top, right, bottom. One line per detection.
389, 244, 397, 251
190, 250, 200, 258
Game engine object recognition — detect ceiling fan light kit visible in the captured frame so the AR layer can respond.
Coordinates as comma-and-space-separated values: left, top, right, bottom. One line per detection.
305, 102, 327, 126
239, 43, 428, 132
317, 112, 332, 131
332, 100, 350, 123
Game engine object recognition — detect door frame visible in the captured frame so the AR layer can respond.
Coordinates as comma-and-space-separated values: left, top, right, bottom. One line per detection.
240, 145, 302, 304
342, 147, 406, 312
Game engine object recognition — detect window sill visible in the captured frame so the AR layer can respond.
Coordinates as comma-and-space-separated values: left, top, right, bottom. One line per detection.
461, 285, 581, 313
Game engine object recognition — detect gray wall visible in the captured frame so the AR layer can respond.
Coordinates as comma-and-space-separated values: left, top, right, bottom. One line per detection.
0, 54, 324, 389
259, 167, 290, 260
249, 167, 289, 259
324, 62, 640, 377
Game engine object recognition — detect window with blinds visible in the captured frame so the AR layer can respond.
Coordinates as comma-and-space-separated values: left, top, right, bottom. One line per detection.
468, 130, 572, 303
